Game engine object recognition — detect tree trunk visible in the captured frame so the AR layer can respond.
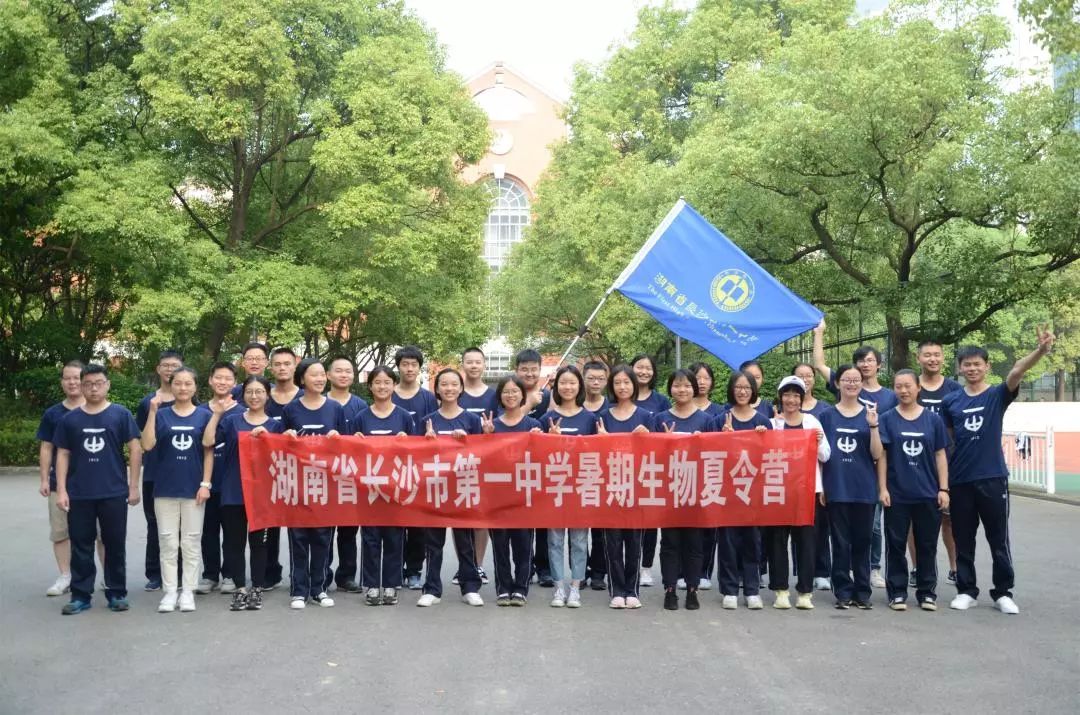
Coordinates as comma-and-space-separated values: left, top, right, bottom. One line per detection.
203, 314, 229, 362
886, 312, 909, 373
1055, 369, 1065, 401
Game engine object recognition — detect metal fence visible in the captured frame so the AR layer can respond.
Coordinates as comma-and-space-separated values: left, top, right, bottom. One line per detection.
1002, 428, 1056, 494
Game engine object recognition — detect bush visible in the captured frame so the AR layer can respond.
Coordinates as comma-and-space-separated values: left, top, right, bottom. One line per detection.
0, 418, 40, 466
8, 367, 64, 413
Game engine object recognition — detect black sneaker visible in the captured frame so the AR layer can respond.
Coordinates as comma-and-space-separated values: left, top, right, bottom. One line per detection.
341, 580, 362, 594
664, 589, 679, 611
496, 593, 512, 607
590, 575, 607, 591
919, 596, 937, 611
834, 599, 852, 610
144, 578, 162, 592
510, 593, 527, 607
946, 570, 957, 585
477, 567, 489, 585
908, 570, 917, 588
263, 580, 280, 592
685, 590, 700, 611
246, 589, 263, 611
230, 591, 247, 611
854, 600, 873, 610
538, 573, 554, 588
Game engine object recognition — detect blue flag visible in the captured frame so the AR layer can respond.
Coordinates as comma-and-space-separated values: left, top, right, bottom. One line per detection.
610, 199, 822, 369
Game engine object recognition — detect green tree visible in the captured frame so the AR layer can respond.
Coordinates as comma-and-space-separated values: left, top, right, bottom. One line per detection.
499, 0, 1080, 374
125, 0, 492, 361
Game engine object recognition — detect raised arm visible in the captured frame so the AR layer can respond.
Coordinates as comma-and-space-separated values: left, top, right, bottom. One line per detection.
812, 319, 833, 383
1006, 326, 1055, 392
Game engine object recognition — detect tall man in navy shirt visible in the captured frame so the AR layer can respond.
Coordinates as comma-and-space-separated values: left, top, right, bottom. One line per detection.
942, 327, 1055, 615
54, 364, 143, 614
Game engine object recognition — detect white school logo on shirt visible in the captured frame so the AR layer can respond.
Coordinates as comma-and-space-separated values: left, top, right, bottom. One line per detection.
82, 427, 106, 454
836, 427, 858, 454
901, 431, 924, 458
171, 433, 194, 451
962, 407, 984, 433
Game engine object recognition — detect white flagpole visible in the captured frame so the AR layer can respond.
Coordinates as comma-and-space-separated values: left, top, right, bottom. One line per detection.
556, 199, 688, 367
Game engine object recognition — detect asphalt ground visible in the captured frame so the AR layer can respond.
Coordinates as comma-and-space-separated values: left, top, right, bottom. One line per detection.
1, 470, 1078, 714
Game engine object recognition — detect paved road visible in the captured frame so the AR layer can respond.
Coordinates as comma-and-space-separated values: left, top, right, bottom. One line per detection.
1, 470, 1077, 713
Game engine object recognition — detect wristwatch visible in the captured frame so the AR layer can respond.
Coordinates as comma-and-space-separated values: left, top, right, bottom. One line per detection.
199, 481, 212, 490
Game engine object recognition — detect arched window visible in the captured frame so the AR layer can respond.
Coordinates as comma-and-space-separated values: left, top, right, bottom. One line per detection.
483, 178, 530, 271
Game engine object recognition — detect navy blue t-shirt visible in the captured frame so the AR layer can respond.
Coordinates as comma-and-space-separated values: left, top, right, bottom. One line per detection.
654, 408, 712, 434
136, 392, 174, 482
599, 406, 654, 433
197, 402, 244, 493
460, 387, 498, 417
282, 398, 345, 436
354, 405, 416, 436
331, 394, 369, 436
880, 408, 948, 503
712, 408, 773, 432
700, 402, 725, 419
526, 388, 551, 420
802, 400, 832, 421
423, 409, 483, 436
37, 402, 75, 491
635, 391, 671, 414
754, 399, 775, 420
539, 408, 598, 436
266, 387, 303, 422
942, 383, 1017, 485
393, 387, 439, 432
217, 412, 286, 506
584, 396, 610, 415
493, 414, 543, 433
918, 377, 962, 416
54, 404, 140, 500
151, 406, 213, 499
819, 406, 878, 504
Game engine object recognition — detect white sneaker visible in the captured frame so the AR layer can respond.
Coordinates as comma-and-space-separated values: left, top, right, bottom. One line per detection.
417, 593, 440, 607
698, 578, 712, 590
195, 578, 217, 595
773, 590, 791, 609
290, 597, 306, 610
722, 595, 738, 609
220, 578, 237, 594
178, 590, 196, 612
625, 596, 642, 609
315, 592, 335, 608
950, 594, 978, 610
609, 596, 626, 609
158, 591, 179, 613
676, 578, 687, 590
795, 593, 814, 610
46, 574, 71, 597
995, 596, 1019, 614
746, 595, 764, 610
567, 586, 582, 608
813, 577, 831, 591
639, 568, 654, 587
550, 585, 567, 608
870, 569, 886, 589
462, 592, 484, 607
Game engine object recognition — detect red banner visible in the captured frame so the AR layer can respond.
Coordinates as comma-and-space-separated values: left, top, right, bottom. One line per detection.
239, 431, 817, 530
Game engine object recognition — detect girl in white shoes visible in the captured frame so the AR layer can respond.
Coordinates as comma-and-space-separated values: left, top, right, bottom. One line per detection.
768, 376, 830, 611
140, 367, 213, 614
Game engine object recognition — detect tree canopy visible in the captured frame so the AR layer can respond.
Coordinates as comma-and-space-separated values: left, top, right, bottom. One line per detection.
497, 0, 1080, 373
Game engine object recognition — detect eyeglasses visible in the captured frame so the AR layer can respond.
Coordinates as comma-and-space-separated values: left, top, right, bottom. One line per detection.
839, 378, 862, 385
243, 356, 268, 363
244, 389, 267, 397
733, 386, 752, 392
159, 362, 183, 370
81, 380, 108, 389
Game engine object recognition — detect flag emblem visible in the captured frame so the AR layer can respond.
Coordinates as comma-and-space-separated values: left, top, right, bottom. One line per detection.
711, 269, 755, 312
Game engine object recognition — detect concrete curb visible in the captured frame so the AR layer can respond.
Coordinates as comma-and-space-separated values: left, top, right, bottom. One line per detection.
1011, 487, 1080, 507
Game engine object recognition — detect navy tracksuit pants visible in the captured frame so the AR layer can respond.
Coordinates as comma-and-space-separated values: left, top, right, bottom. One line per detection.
490, 528, 533, 597
950, 477, 1014, 601
828, 502, 875, 602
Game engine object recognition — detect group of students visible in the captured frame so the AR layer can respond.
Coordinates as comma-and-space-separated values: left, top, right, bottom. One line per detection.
37, 320, 1055, 616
